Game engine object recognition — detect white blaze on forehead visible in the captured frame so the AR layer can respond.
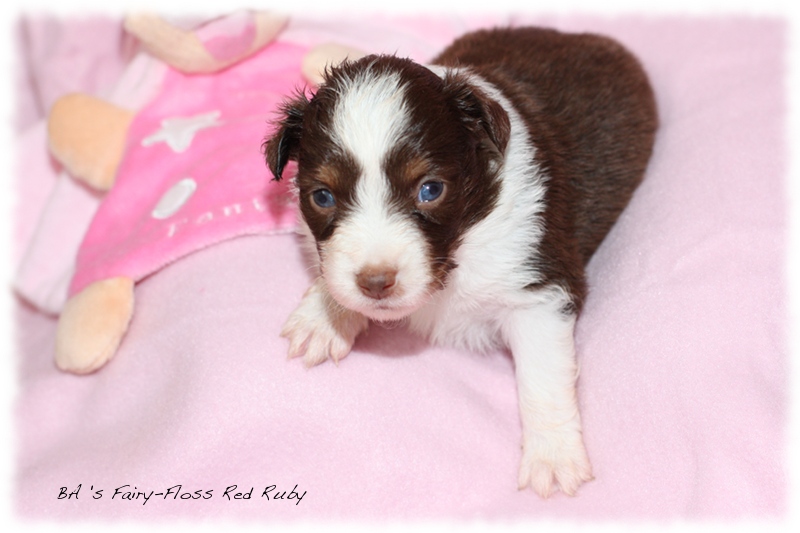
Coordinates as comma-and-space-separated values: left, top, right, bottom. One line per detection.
328, 69, 415, 263
322, 69, 433, 319
331, 70, 410, 210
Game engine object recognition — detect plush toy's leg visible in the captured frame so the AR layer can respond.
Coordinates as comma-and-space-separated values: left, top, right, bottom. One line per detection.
302, 43, 368, 86
55, 277, 135, 374
48, 94, 134, 191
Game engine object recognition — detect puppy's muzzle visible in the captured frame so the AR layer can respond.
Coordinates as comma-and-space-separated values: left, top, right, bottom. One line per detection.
356, 265, 398, 300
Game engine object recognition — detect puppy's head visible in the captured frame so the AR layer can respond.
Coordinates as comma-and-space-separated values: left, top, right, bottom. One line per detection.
265, 55, 509, 321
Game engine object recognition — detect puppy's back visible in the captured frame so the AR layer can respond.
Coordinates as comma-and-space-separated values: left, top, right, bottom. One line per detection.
434, 28, 658, 264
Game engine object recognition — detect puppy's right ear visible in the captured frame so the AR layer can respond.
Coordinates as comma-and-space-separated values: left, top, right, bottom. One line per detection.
263, 93, 309, 181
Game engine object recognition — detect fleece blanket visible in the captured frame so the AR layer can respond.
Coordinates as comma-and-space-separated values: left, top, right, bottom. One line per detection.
13, 13, 787, 522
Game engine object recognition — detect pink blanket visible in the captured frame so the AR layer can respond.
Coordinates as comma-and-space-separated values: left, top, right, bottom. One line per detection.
13, 13, 787, 521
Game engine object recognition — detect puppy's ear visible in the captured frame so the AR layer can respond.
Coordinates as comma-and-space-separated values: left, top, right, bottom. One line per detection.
263, 93, 309, 181
443, 73, 510, 162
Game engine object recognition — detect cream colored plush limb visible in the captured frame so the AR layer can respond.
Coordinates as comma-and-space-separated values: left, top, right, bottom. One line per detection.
123, 14, 208, 73
252, 11, 290, 52
302, 43, 368, 86
124, 12, 288, 74
47, 94, 134, 191
55, 277, 135, 374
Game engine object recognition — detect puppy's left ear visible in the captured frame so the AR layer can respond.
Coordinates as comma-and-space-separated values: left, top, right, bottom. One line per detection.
443, 73, 510, 161
263, 93, 309, 181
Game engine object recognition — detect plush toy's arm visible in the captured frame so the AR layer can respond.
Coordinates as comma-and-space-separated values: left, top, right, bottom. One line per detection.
48, 94, 134, 191
124, 11, 288, 74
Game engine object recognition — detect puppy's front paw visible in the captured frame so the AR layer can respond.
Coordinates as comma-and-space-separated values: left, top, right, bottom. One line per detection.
280, 281, 368, 367
518, 426, 593, 498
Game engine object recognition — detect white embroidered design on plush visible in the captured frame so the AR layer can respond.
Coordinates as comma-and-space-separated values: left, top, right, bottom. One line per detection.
165, 196, 292, 238
142, 110, 223, 153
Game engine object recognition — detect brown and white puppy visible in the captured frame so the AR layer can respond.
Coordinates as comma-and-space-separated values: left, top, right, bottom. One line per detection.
264, 27, 657, 498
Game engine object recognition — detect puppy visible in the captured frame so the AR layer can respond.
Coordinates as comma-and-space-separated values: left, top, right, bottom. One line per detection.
264, 27, 657, 498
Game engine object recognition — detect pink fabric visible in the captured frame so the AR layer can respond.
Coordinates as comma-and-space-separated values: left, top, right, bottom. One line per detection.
15, 15, 132, 131
67, 41, 305, 297
14, 15, 787, 522
195, 11, 258, 62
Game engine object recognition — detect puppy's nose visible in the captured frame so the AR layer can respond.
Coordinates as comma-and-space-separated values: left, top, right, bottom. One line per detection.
356, 265, 398, 300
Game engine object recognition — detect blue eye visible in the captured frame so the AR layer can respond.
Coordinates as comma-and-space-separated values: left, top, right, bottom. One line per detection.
312, 189, 335, 208
417, 181, 444, 203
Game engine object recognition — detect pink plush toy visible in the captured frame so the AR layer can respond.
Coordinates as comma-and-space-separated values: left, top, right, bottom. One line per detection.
47, 12, 358, 373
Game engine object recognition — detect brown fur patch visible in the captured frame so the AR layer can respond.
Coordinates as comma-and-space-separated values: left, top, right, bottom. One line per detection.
433, 28, 657, 312
400, 155, 431, 186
